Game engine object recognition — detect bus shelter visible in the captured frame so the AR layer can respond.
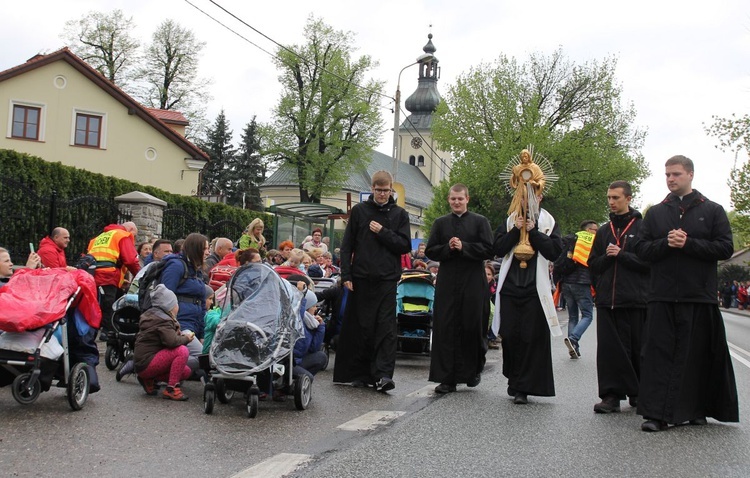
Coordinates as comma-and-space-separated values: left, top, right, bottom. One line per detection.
268, 202, 347, 250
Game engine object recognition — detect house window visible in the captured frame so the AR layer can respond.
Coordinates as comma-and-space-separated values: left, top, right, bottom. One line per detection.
11, 105, 41, 140
418, 155, 425, 166
409, 155, 416, 166
74, 113, 102, 148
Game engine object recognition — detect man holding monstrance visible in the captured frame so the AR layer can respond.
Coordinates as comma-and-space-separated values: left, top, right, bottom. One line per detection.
492, 147, 563, 404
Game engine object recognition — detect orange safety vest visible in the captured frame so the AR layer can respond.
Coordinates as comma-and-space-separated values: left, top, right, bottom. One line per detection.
572, 230, 595, 266
87, 229, 129, 270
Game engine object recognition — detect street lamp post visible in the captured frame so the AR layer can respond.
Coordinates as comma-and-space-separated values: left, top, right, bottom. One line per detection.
392, 53, 434, 181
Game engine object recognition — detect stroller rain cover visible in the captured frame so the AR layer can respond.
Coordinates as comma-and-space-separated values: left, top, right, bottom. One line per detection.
210, 263, 304, 374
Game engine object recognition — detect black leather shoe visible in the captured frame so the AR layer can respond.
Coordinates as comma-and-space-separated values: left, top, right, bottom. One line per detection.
434, 383, 456, 394
641, 419, 668, 432
689, 417, 707, 426
513, 393, 528, 404
628, 396, 638, 407
594, 396, 621, 414
466, 374, 481, 388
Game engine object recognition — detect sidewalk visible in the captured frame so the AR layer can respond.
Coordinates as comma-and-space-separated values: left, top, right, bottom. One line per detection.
722, 306, 750, 318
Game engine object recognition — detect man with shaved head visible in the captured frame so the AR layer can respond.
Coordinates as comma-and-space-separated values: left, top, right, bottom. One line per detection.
38, 227, 76, 270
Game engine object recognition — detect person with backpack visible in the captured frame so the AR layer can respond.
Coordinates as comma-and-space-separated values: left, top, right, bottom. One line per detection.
159, 233, 209, 372
554, 220, 598, 359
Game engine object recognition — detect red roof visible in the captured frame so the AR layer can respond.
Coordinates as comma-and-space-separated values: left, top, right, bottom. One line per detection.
0, 47, 208, 161
146, 108, 189, 126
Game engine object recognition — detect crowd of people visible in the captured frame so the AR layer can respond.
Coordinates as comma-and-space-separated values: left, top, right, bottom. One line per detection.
0, 157, 739, 433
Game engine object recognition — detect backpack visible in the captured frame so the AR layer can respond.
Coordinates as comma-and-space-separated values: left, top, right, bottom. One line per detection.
73, 253, 97, 276
138, 258, 189, 311
208, 265, 238, 291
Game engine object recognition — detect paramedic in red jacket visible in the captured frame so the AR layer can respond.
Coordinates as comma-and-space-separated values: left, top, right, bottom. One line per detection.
87, 222, 140, 341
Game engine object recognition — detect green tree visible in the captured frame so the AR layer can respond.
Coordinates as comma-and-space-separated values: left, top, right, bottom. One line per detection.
61, 9, 140, 87
705, 113, 750, 245
226, 117, 265, 210
139, 19, 211, 139
264, 16, 384, 203
199, 110, 235, 196
427, 49, 649, 234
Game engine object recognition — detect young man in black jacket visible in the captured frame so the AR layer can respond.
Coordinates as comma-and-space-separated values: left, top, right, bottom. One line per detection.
333, 171, 412, 392
634, 155, 738, 432
588, 181, 649, 413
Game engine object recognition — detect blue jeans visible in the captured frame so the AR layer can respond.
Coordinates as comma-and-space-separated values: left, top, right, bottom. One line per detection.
562, 283, 594, 342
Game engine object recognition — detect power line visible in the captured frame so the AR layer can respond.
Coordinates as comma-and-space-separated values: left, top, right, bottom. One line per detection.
399, 107, 452, 178
186, 0, 452, 178
203, 0, 393, 103
184, 0, 276, 58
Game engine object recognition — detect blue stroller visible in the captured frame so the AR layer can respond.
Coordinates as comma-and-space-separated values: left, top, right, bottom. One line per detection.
396, 270, 435, 354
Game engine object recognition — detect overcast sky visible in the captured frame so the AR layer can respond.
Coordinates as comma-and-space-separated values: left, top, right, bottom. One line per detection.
3, 0, 749, 210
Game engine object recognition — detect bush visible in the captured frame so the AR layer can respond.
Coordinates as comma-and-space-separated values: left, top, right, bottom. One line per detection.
0, 148, 271, 238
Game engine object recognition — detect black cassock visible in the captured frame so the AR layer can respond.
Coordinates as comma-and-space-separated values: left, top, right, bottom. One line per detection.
494, 216, 562, 397
426, 211, 493, 385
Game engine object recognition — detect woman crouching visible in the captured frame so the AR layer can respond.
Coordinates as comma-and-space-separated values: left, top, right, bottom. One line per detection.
134, 284, 194, 401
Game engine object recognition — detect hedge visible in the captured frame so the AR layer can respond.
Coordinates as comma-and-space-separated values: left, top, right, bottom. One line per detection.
0, 149, 271, 228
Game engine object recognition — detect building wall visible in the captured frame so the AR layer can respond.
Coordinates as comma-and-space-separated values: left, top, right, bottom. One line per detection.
0, 61, 201, 195
397, 129, 451, 187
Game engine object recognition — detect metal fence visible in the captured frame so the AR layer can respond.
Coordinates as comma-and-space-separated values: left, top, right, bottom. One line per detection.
0, 178, 131, 264
161, 209, 246, 244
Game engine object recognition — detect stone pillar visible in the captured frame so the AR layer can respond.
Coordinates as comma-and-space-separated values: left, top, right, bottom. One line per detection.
115, 191, 168, 244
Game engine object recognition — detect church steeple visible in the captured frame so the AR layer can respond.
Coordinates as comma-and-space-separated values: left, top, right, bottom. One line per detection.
403, 34, 441, 128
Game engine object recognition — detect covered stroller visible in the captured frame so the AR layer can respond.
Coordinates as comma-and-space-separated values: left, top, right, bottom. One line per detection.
396, 270, 435, 354
0, 268, 101, 410
201, 263, 310, 417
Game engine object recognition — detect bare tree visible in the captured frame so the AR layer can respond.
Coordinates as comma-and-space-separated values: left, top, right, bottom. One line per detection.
61, 9, 140, 87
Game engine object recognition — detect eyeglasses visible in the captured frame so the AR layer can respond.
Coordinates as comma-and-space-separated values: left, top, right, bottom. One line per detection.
373, 188, 392, 194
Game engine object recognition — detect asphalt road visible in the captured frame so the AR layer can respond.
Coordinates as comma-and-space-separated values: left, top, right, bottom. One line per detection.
1, 310, 749, 478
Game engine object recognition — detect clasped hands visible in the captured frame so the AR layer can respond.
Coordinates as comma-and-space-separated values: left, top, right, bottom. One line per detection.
667, 228, 687, 248
449, 236, 462, 251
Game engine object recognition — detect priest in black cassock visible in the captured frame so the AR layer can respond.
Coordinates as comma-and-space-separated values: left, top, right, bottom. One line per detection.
426, 184, 493, 394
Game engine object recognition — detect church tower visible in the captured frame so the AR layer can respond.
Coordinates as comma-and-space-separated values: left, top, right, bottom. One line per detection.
398, 34, 451, 186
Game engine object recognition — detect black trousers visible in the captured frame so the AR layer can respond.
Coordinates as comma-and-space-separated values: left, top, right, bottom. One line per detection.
97, 285, 121, 334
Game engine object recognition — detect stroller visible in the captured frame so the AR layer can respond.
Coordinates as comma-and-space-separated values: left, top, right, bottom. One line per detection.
396, 270, 435, 354
104, 294, 140, 374
200, 263, 310, 418
0, 268, 100, 410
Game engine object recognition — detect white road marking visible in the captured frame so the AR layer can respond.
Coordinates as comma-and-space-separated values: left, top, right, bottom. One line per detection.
336, 410, 406, 431
729, 350, 750, 370
231, 453, 311, 478
406, 384, 437, 397
727, 341, 750, 359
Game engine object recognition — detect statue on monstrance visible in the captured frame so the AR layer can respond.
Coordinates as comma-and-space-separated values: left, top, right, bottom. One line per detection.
499, 146, 558, 268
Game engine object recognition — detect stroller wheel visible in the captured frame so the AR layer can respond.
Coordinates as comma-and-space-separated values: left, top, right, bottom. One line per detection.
247, 386, 259, 418
203, 387, 215, 414
12, 373, 41, 405
104, 345, 121, 370
216, 379, 234, 404
67, 363, 90, 411
294, 374, 312, 410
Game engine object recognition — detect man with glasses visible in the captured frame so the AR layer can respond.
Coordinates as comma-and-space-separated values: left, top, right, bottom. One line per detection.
333, 170, 411, 393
